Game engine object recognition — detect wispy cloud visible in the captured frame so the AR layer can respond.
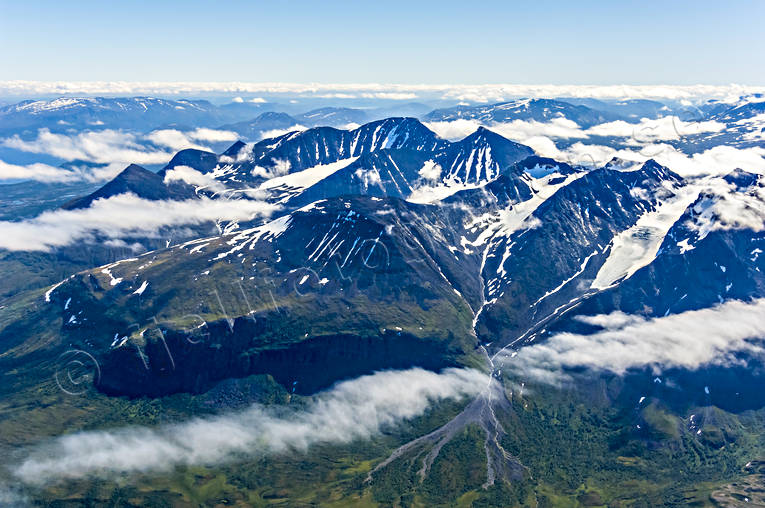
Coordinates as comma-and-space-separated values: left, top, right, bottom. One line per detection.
499, 299, 765, 384
2, 127, 238, 169
13, 367, 487, 485
0, 159, 124, 183
162, 165, 226, 193
587, 116, 725, 142
3, 129, 175, 166
231, 96, 266, 103
360, 92, 418, 100
425, 116, 725, 144
258, 125, 307, 141
556, 142, 765, 177
0, 193, 280, 251
250, 158, 292, 179
147, 127, 238, 149
425, 118, 586, 141
425, 116, 765, 177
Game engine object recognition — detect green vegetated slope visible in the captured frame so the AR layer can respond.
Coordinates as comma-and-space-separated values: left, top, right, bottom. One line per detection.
2, 363, 764, 507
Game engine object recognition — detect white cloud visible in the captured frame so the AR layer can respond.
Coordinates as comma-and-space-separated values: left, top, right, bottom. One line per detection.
218, 142, 255, 164
313, 93, 358, 99
0, 193, 280, 251
426, 116, 726, 147
425, 117, 587, 142
526, 140, 765, 177
585, 116, 725, 142
499, 299, 765, 384
488, 117, 587, 142
144, 129, 209, 152
418, 160, 442, 182
186, 127, 239, 143
14, 367, 487, 485
689, 182, 765, 239
435, 84, 765, 104
146, 127, 237, 149
0, 159, 124, 183
360, 92, 418, 100
259, 125, 307, 141
339, 122, 361, 131
2, 128, 238, 176
551, 141, 623, 167
354, 168, 382, 188
490, 117, 588, 140
407, 177, 481, 204
424, 119, 482, 141
425, 115, 765, 178
2, 82, 764, 103
681, 145, 765, 175
251, 158, 291, 179
3, 128, 176, 165
162, 165, 226, 193
102, 238, 144, 252
231, 96, 266, 103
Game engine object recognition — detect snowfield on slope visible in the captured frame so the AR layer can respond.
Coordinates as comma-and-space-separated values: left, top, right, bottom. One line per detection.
591, 182, 703, 289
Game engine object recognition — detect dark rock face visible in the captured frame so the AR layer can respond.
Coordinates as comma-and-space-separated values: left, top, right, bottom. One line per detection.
61, 164, 197, 209
467, 161, 684, 343
286, 149, 432, 206
97, 320, 458, 397
232, 117, 449, 180
511, 155, 579, 177
563, 216, 765, 320
40, 196, 477, 398
723, 168, 761, 190
434, 127, 534, 184
162, 148, 219, 174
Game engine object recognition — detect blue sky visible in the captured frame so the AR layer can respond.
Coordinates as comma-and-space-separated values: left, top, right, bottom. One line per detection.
1, 0, 763, 85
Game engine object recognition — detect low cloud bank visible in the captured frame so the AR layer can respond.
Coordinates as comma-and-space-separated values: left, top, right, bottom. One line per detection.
13, 367, 487, 485
425, 117, 765, 177
425, 116, 725, 144
0, 193, 280, 251
2, 81, 764, 103
553, 142, 765, 177
426, 117, 586, 142
499, 299, 765, 384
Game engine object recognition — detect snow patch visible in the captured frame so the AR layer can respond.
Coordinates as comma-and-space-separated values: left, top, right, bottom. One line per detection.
133, 281, 149, 295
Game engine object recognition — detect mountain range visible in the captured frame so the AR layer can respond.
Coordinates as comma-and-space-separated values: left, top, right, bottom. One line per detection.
0, 99, 764, 506
1, 114, 761, 401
